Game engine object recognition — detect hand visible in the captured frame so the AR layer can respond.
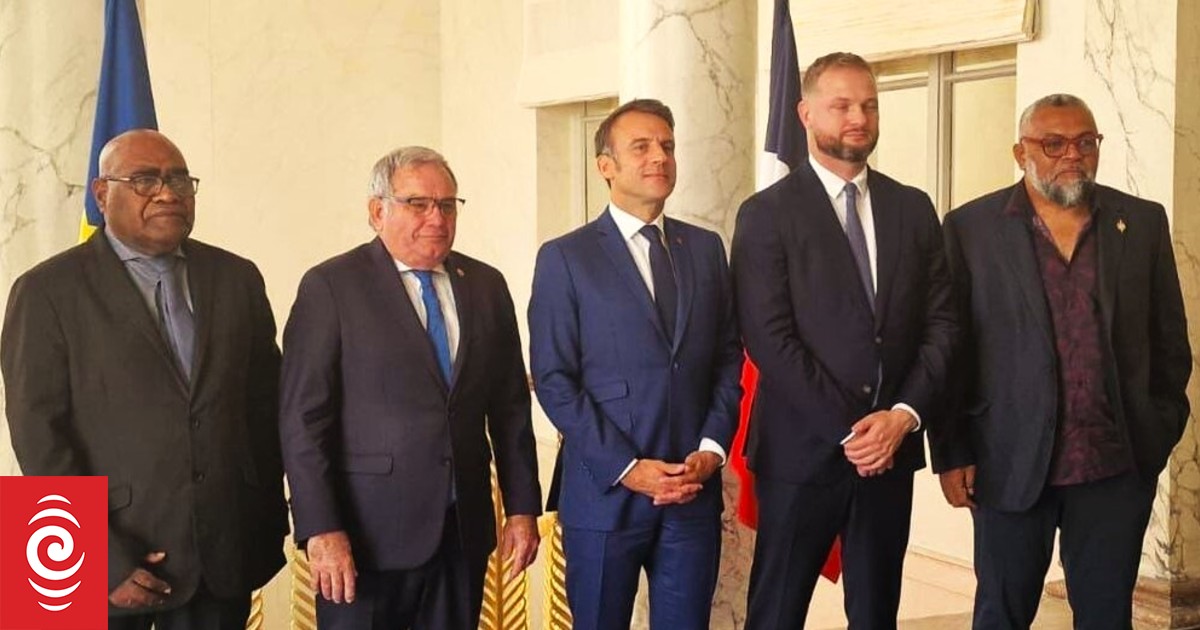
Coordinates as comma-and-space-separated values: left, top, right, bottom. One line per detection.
620, 459, 701, 506
500, 515, 540, 580
306, 530, 357, 604
844, 409, 916, 477
938, 465, 977, 508
109, 551, 171, 608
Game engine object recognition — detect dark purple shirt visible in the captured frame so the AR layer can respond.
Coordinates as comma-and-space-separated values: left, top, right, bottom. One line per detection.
1007, 187, 1132, 485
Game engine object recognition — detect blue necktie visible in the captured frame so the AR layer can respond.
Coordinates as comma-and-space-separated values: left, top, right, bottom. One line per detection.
146, 256, 195, 381
413, 270, 452, 384
843, 182, 874, 310
640, 224, 677, 339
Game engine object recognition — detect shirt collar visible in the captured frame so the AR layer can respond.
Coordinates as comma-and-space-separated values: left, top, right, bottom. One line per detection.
104, 225, 185, 262
393, 258, 447, 275
607, 202, 667, 242
808, 154, 869, 200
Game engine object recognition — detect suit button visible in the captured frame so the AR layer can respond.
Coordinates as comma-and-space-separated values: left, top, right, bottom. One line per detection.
193, 472, 205, 483
191, 418, 200, 429
442, 458, 451, 466
874, 336, 882, 345
862, 385, 873, 395
673, 362, 680, 371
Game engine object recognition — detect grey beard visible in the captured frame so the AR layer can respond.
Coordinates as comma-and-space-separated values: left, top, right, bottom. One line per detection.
1030, 172, 1095, 207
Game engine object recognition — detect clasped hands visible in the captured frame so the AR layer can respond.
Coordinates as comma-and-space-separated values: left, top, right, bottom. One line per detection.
842, 408, 916, 478
109, 551, 171, 609
620, 450, 722, 506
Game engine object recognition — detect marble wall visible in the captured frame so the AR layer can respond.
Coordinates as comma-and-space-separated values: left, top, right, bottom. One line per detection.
0, 0, 105, 477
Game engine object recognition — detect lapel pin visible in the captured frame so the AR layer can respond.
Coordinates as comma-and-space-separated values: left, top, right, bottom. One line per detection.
1116, 219, 1126, 234
456, 268, 465, 278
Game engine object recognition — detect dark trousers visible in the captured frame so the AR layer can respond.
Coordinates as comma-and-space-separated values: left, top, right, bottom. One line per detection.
745, 471, 914, 630
316, 509, 487, 630
108, 584, 250, 630
972, 472, 1157, 630
562, 514, 722, 630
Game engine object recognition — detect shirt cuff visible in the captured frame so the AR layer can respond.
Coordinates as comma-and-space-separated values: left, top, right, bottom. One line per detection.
698, 438, 727, 466
891, 403, 921, 432
613, 458, 638, 486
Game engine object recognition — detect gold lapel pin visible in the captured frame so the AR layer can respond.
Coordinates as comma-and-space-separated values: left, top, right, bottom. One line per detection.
456, 268, 465, 278
1116, 219, 1127, 234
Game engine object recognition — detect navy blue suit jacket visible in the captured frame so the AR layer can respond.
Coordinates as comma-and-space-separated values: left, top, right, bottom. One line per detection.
528, 210, 743, 531
731, 162, 957, 484
279, 239, 541, 570
934, 183, 1190, 511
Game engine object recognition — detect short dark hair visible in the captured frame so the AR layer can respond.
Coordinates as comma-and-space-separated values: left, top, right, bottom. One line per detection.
593, 98, 675, 157
801, 52, 875, 98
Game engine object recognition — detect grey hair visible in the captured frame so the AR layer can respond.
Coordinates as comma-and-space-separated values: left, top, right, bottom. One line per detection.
1018, 94, 1095, 136
368, 146, 458, 197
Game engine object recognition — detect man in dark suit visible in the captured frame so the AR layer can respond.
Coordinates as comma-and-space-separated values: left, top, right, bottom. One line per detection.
528, 99, 743, 630
1, 129, 288, 629
933, 94, 1190, 628
731, 52, 957, 629
279, 146, 541, 629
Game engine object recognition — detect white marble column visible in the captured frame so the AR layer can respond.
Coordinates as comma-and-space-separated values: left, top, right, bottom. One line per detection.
0, 1, 104, 476
618, 1, 756, 628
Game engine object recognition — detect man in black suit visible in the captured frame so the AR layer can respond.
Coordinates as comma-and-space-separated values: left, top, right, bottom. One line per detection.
279, 146, 541, 629
731, 52, 956, 629
934, 93, 1190, 628
2, 129, 288, 629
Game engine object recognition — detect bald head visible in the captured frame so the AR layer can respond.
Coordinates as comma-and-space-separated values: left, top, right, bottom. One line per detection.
91, 129, 196, 256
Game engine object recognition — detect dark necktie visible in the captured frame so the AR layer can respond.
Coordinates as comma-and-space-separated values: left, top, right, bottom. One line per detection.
413, 270, 452, 384
640, 224, 677, 339
146, 256, 195, 380
843, 182, 875, 310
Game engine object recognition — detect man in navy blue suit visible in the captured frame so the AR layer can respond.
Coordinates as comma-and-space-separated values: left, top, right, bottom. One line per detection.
528, 99, 743, 630
732, 52, 957, 629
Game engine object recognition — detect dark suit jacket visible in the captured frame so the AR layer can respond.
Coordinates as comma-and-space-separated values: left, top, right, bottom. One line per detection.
1, 231, 288, 611
933, 183, 1191, 511
279, 239, 541, 570
528, 211, 743, 531
731, 162, 956, 484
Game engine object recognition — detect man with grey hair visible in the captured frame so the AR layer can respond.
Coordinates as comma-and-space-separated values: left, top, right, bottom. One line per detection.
934, 94, 1190, 627
279, 146, 542, 629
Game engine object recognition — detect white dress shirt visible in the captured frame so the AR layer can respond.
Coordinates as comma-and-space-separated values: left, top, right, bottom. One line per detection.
606, 204, 728, 482
806, 157, 922, 431
392, 259, 461, 365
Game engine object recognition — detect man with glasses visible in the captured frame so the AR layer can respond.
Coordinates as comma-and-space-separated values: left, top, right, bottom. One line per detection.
933, 93, 1190, 627
279, 146, 541, 629
1, 129, 288, 629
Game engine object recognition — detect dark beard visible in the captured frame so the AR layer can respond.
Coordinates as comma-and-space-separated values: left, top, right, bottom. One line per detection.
814, 131, 877, 163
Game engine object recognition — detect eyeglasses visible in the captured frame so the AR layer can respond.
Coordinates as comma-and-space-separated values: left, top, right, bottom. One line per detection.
379, 196, 466, 216
102, 174, 201, 197
1020, 133, 1104, 158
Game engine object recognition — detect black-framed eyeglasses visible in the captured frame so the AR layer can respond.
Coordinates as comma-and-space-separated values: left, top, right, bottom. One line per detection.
102, 174, 201, 197
379, 196, 465, 216
1020, 133, 1104, 158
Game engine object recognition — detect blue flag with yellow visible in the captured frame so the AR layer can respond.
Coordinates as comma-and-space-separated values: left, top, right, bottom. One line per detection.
81, 0, 157, 239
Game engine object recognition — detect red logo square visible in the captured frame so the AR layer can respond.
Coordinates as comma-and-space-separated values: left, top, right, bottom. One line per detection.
0, 477, 108, 630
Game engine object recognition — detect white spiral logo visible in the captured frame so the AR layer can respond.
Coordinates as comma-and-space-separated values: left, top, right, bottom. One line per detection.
26, 494, 85, 612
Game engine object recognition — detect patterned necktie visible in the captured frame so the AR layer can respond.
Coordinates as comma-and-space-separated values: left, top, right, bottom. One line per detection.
639, 224, 678, 339
843, 182, 875, 310
413, 270, 452, 384
146, 256, 195, 380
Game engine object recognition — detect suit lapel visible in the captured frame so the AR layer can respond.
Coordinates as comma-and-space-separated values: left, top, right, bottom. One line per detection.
794, 164, 874, 316
994, 190, 1055, 348
1094, 196, 1125, 338
868, 171, 899, 332
87, 233, 189, 394
444, 253, 472, 393
366, 239, 448, 395
184, 241, 214, 394
594, 210, 671, 343
664, 218, 693, 352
